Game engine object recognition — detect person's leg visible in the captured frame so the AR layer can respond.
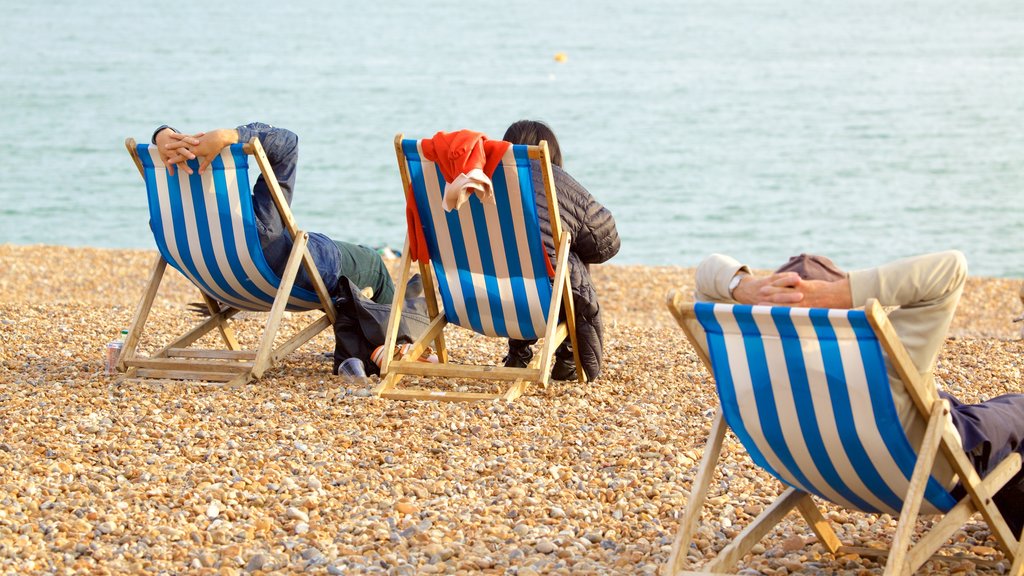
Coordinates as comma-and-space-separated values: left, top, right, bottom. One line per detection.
503, 339, 536, 368
946, 392, 1024, 537
334, 241, 395, 304
550, 340, 578, 381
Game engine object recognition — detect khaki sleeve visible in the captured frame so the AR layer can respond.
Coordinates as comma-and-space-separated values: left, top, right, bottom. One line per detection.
695, 253, 751, 303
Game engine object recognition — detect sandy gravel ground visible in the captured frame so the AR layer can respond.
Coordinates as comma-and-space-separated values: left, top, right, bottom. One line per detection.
1, 244, 1022, 575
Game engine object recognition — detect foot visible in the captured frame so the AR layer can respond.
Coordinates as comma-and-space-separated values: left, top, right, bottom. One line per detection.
549, 343, 579, 381
502, 342, 534, 368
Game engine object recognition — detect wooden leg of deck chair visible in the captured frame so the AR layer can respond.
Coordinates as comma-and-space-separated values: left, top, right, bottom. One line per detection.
252, 232, 307, 380
706, 487, 804, 574
118, 255, 166, 373
417, 259, 448, 363
271, 314, 332, 365
152, 308, 240, 358
557, 253, 585, 382
667, 410, 727, 575
380, 238, 414, 377
537, 233, 572, 389
374, 314, 447, 397
202, 293, 240, 351
1011, 535, 1024, 576
941, 428, 1022, 555
501, 326, 562, 402
300, 246, 337, 325
907, 453, 1023, 572
795, 495, 842, 554
884, 399, 947, 576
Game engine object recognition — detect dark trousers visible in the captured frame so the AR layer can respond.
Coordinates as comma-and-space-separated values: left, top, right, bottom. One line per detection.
944, 391, 1024, 536
333, 241, 395, 304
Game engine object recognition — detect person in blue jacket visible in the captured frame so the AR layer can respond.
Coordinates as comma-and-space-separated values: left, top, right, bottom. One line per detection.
152, 122, 394, 304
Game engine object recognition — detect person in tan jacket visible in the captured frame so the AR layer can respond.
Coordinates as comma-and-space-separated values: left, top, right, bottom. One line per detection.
695, 250, 1024, 537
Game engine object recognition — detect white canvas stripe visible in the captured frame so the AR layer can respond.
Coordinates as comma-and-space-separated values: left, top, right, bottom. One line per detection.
714, 308, 795, 490
147, 148, 186, 274
752, 311, 853, 506
829, 313, 908, 511
175, 169, 252, 310
480, 181, 520, 338
218, 152, 307, 311
198, 164, 267, 307
789, 311, 890, 511
499, 152, 545, 335
454, 200, 496, 336
417, 145, 470, 327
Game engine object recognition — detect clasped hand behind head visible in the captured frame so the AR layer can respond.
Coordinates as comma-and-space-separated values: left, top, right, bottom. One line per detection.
733, 272, 853, 309
154, 128, 239, 176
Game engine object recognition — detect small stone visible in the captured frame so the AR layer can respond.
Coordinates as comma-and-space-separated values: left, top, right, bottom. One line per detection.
206, 502, 221, 519
536, 539, 556, 554
394, 500, 418, 515
781, 535, 804, 552
245, 554, 267, 572
286, 507, 309, 523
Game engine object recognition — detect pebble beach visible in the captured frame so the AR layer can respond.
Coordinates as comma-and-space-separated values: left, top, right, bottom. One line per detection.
1, 244, 1022, 575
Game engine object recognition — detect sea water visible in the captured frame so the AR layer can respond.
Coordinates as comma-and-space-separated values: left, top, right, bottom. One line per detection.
1, 0, 1022, 277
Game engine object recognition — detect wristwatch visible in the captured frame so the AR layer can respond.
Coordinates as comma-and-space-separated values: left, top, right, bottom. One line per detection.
728, 272, 748, 298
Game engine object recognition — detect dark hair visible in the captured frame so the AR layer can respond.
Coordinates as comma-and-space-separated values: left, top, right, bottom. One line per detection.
502, 119, 562, 168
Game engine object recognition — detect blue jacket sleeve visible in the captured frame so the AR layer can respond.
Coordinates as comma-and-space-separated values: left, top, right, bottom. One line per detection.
235, 122, 299, 238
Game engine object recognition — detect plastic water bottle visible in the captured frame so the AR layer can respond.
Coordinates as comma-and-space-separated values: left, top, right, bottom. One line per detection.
105, 330, 128, 375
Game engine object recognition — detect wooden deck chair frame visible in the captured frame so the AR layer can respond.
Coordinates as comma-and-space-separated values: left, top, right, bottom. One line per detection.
664, 291, 1024, 576
119, 137, 337, 387
372, 134, 586, 402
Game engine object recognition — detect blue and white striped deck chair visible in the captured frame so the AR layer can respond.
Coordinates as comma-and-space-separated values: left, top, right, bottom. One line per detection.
373, 133, 584, 402
120, 137, 336, 386
665, 293, 1024, 575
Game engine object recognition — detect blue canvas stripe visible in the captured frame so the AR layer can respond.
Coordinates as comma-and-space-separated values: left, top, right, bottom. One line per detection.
810, 309, 902, 512
733, 306, 821, 497
209, 153, 273, 306
403, 140, 459, 327
467, 191, 508, 337
138, 146, 177, 269
438, 163, 484, 334
491, 156, 536, 339
163, 158, 228, 301
229, 144, 319, 308
846, 313, 956, 512
774, 308, 875, 511
516, 148, 553, 321
694, 303, 788, 484
186, 160, 248, 305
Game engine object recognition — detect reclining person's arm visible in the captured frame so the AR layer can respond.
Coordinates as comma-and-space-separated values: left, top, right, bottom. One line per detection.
232, 123, 300, 241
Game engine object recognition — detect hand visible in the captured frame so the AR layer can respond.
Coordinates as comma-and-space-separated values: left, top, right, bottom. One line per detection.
733, 272, 853, 309
733, 272, 803, 305
154, 129, 202, 176
191, 129, 240, 174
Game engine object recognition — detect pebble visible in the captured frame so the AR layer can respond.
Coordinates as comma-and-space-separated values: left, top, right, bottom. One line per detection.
0, 245, 1019, 576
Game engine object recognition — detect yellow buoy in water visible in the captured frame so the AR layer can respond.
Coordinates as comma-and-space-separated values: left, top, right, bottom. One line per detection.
553, 52, 568, 63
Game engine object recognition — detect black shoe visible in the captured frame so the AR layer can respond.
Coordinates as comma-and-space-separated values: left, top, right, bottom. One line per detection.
550, 344, 579, 381
502, 340, 534, 368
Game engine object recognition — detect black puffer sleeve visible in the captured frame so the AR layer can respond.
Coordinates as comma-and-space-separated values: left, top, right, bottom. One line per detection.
551, 167, 620, 264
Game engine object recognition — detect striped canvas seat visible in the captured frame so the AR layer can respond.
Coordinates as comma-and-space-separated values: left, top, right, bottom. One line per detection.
135, 143, 322, 312
119, 137, 335, 387
665, 294, 1024, 575
401, 139, 553, 340
373, 133, 585, 402
695, 302, 955, 516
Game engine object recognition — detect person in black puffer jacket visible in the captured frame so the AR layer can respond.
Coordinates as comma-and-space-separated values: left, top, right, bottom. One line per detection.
501, 120, 620, 381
